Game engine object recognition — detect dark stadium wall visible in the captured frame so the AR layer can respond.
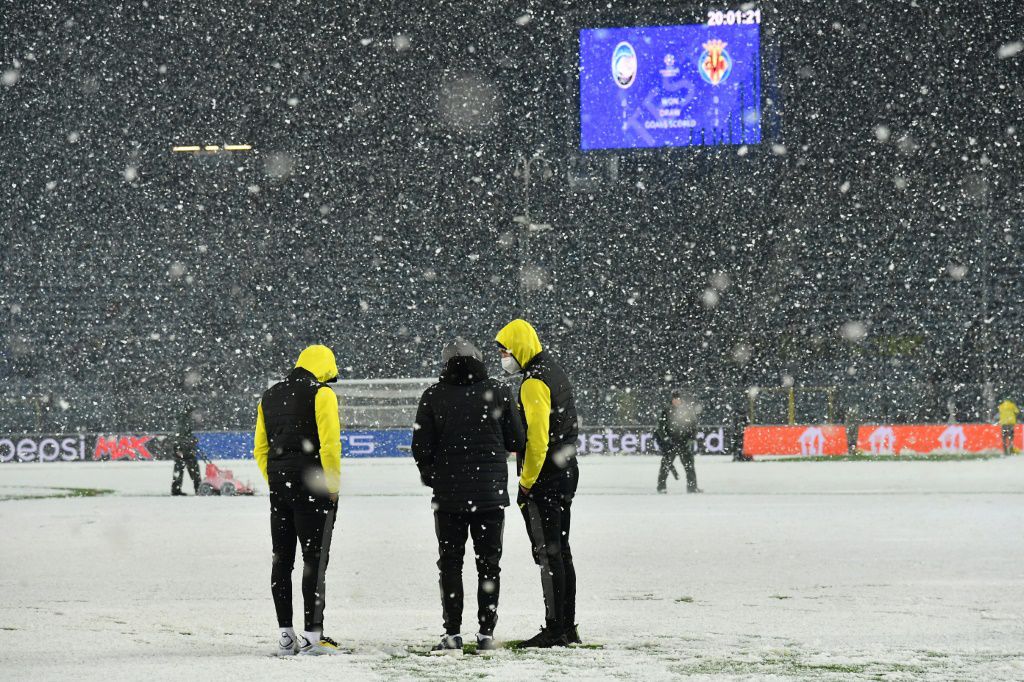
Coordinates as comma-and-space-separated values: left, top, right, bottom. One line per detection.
0, 1, 1021, 432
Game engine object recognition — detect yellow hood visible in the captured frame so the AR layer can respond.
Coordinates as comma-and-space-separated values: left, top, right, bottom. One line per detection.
295, 345, 339, 383
495, 319, 542, 368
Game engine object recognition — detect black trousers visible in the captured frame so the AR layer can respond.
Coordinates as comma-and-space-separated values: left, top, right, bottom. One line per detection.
521, 464, 578, 633
270, 474, 337, 632
435, 509, 504, 636
171, 456, 200, 494
658, 449, 697, 491
1002, 425, 1014, 455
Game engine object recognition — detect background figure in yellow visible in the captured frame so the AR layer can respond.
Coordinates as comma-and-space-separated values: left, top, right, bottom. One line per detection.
997, 399, 1019, 456
254, 345, 343, 656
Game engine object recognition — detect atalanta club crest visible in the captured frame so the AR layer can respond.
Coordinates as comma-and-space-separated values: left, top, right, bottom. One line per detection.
698, 39, 732, 85
612, 41, 637, 89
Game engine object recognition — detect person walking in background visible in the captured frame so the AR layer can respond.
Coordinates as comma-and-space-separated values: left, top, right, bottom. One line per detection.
495, 319, 581, 648
998, 398, 1019, 455
170, 407, 201, 496
412, 337, 525, 655
253, 345, 343, 656
654, 390, 702, 494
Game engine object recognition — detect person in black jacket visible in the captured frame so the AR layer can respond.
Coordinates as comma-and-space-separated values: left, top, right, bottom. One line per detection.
495, 319, 581, 648
655, 390, 702, 494
253, 345, 344, 656
412, 337, 526, 654
170, 408, 201, 496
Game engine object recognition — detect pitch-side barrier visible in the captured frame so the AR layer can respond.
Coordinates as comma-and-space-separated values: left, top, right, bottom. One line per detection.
743, 424, 1023, 458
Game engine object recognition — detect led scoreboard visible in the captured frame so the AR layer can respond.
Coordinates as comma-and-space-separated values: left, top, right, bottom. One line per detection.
578, 9, 764, 150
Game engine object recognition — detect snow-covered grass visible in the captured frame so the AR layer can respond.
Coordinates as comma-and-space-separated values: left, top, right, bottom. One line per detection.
2, 456, 1023, 680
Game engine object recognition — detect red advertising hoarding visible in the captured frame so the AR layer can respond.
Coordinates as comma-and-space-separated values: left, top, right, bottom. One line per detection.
743, 425, 848, 458
855, 424, 1022, 455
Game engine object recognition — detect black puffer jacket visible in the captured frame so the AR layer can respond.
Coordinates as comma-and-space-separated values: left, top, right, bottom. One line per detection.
412, 356, 526, 513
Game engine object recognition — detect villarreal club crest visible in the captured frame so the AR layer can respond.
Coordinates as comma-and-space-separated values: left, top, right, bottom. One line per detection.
698, 39, 732, 85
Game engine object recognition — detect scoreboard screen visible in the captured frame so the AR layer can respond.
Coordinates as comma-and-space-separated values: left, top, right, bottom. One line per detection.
578, 13, 763, 150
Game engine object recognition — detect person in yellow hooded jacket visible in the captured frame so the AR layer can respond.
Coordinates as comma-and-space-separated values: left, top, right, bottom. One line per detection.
253, 345, 343, 656
495, 319, 581, 648
998, 399, 1019, 455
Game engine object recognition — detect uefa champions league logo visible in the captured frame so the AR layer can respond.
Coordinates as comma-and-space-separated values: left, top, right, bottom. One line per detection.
612, 41, 637, 88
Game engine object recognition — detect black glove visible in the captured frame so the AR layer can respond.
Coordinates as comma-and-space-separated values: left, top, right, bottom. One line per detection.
517, 484, 530, 509
419, 469, 433, 487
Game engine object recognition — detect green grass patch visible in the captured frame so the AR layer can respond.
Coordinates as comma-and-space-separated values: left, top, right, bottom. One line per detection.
675, 596, 694, 603
0, 486, 115, 502
676, 652, 927, 677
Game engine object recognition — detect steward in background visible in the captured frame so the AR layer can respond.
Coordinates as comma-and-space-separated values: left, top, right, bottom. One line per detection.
495, 319, 581, 648
998, 398, 1019, 456
253, 345, 344, 657
170, 407, 201, 496
654, 390, 702, 494
412, 337, 526, 654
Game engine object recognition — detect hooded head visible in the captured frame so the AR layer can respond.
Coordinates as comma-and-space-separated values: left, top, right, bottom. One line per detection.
295, 344, 339, 383
441, 336, 483, 364
439, 337, 488, 385
495, 319, 542, 368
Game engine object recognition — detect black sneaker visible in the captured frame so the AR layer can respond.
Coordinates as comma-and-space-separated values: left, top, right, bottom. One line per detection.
475, 633, 498, 652
430, 633, 463, 655
516, 627, 568, 649
565, 624, 581, 645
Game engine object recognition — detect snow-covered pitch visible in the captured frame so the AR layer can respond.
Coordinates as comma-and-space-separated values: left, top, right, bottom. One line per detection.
2, 456, 1023, 680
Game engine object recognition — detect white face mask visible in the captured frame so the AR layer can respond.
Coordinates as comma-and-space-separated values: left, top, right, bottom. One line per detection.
500, 355, 521, 375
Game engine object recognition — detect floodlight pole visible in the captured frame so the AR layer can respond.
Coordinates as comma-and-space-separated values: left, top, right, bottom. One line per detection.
513, 153, 554, 314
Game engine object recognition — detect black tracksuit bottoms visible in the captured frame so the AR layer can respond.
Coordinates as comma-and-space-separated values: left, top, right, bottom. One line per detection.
658, 448, 698, 491
521, 463, 578, 633
171, 455, 200, 494
435, 508, 505, 636
270, 473, 337, 632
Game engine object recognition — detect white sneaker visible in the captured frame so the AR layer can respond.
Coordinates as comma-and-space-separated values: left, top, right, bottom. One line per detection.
276, 628, 298, 656
297, 631, 344, 656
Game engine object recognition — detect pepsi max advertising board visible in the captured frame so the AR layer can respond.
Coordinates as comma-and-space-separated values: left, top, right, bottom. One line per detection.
579, 19, 762, 150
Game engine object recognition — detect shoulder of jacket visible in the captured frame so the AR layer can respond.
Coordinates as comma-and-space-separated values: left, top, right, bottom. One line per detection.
524, 363, 547, 380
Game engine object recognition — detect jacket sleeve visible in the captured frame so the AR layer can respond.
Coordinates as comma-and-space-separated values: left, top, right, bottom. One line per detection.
411, 390, 437, 482
502, 386, 527, 454
654, 408, 672, 451
253, 402, 270, 484
315, 386, 342, 494
519, 377, 551, 489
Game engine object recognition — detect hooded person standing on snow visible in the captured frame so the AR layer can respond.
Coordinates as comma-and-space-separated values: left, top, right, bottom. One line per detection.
998, 398, 1019, 455
170, 407, 201, 496
253, 345, 343, 656
495, 319, 580, 648
412, 337, 526, 654
654, 390, 702, 494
